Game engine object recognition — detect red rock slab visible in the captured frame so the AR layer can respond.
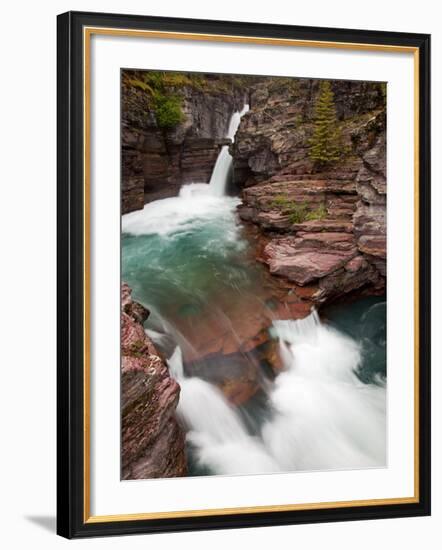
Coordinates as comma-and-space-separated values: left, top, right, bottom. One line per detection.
264, 239, 357, 285
291, 219, 354, 233
294, 232, 356, 251
272, 299, 312, 320
247, 178, 356, 195
256, 211, 292, 231
292, 284, 320, 299
358, 235, 387, 258
176, 303, 272, 363
262, 339, 285, 374
345, 255, 367, 273
121, 284, 187, 480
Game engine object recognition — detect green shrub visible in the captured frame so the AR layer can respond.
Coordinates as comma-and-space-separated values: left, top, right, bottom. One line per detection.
128, 78, 154, 94
153, 92, 184, 128
270, 195, 291, 207
288, 203, 309, 224
143, 71, 165, 89
305, 203, 327, 221
271, 195, 328, 224
126, 71, 186, 128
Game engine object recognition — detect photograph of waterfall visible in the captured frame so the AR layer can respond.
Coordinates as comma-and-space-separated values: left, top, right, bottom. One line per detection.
120, 69, 387, 481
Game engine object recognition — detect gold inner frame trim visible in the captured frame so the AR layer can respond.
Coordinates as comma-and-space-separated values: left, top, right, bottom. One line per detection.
83, 26, 420, 524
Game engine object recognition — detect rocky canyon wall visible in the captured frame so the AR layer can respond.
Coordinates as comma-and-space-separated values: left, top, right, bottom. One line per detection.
231, 78, 386, 304
121, 71, 246, 213
121, 283, 187, 479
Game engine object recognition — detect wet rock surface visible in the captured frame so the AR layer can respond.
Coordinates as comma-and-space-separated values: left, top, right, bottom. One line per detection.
121, 283, 187, 479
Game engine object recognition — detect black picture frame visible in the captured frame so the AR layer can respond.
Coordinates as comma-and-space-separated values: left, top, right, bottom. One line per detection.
57, 10, 431, 539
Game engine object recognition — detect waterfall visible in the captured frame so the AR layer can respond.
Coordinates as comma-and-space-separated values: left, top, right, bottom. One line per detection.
122, 103, 249, 239
209, 103, 249, 196
163, 312, 386, 476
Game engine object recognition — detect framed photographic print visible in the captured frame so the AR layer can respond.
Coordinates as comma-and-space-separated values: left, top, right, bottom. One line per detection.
57, 11, 431, 538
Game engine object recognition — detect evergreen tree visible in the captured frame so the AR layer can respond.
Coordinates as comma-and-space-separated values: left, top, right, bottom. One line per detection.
309, 81, 342, 167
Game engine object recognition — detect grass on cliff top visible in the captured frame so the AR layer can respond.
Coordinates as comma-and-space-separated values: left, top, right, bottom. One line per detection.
270, 195, 328, 224
124, 70, 251, 128
124, 71, 186, 128
126, 70, 251, 94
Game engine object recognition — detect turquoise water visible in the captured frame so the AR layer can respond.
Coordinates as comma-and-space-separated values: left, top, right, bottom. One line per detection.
122, 186, 387, 476
322, 297, 386, 384
122, 186, 282, 361
122, 197, 386, 387
122, 214, 257, 320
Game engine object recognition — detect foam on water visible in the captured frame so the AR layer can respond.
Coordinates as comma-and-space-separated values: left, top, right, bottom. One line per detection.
122, 103, 249, 236
262, 313, 386, 472
168, 347, 280, 475
122, 186, 241, 238
165, 311, 386, 476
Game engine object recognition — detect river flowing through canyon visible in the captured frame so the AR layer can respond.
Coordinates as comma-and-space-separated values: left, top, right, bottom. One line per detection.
122, 105, 387, 477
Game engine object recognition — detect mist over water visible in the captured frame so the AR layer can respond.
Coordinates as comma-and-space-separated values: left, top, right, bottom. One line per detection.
122, 104, 387, 477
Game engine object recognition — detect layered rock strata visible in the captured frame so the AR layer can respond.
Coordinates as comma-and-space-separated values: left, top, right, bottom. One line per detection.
122, 72, 246, 212
232, 78, 386, 304
121, 283, 187, 479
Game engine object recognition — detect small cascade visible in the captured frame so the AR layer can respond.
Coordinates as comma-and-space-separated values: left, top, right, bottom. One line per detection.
158, 311, 386, 477
122, 103, 249, 238
209, 103, 250, 196
167, 346, 279, 475
262, 312, 386, 472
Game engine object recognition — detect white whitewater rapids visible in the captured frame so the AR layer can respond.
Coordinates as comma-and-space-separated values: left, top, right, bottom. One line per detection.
164, 312, 386, 476
167, 347, 280, 475
123, 104, 386, 476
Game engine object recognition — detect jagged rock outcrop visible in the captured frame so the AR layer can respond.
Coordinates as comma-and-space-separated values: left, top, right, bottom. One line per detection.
122, 72, 246, 213
121, 283, 187, 479
232, 78, 386, 304
231, 79, 385, 186
352, 111, 387, 277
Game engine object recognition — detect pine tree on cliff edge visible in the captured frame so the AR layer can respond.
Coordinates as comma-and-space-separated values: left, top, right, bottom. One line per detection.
309, 81, 342, 168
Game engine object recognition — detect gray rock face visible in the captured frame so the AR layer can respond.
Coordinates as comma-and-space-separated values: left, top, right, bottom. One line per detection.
352, 112, 387, 277
231, 78, 386, 187
121, 72, 246, 213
